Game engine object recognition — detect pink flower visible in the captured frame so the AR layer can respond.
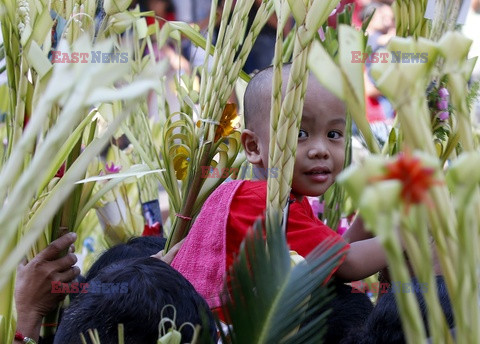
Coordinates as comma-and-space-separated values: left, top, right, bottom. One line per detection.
438, 87, 449, 99
437, 99, 448, 110
438, 111, 449, 121
105, 162, 121, 174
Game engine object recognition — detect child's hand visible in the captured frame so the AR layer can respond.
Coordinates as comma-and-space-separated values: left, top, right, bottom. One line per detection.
151, 239, 185, 265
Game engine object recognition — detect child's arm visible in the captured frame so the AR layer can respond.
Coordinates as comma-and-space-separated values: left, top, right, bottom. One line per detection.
335, 237, 388, 281
342, 216, 373, 243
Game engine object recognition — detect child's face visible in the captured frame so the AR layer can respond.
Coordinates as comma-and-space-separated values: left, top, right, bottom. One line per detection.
290, 82, 346, 198
242, 76, 346, 199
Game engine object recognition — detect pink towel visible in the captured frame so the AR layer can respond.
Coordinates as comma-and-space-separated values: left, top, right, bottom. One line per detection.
171, 179, 245, 308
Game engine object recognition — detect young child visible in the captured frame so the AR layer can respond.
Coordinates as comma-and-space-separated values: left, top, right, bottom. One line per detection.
171, 65, 387, 311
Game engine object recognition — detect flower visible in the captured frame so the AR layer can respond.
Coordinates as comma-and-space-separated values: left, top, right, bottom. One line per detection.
377, 151, 441, 208
438, 87, 449, 99
105, 162, 121, 174
215, 103, 239, 142
437, 99, 448, 110
438, 111, 449, 121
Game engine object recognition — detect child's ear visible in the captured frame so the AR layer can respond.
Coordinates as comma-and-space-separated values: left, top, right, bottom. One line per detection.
241, 130, 262, 165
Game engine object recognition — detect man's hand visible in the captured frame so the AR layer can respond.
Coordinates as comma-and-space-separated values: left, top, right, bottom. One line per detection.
15, 232, 80, 342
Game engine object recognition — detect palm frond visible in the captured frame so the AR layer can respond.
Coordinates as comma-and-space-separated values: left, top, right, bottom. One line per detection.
219, 213, 346, 343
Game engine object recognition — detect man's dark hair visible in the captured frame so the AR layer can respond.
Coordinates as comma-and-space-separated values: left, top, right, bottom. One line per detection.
341, 276, 454, 344
300, 282, 373, 343
321, 282, 374, 343
85, 236, 166, 281
55, 257, 216, 344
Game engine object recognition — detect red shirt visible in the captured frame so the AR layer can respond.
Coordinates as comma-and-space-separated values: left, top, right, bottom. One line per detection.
226, 181, 349, 271
214, 180, 349, 322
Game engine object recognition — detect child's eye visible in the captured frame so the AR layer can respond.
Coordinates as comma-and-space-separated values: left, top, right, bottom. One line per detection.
298, 129, 309, 139
327, 131, 343, 139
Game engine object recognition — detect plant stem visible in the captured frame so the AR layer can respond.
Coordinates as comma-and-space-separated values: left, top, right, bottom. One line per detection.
165, 141, 211, 252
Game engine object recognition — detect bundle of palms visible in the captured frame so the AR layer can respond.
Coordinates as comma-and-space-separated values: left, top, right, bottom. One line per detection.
334, 6, 480, 344
0, 0, 164, 341
123, 0, 283, 251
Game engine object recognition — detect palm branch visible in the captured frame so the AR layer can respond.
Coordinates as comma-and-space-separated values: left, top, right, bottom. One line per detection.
218, 213, 346, 343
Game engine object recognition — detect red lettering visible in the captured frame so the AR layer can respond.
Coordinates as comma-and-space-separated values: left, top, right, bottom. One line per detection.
351, 281, 364, 293
370, 282, 380, 293
229, 167, 239, 179
71, 52, 79, 63
51, 281, 62, 293
351, 51, 361, 63
61, 283, 70, 293
70, 282, 79, 293
80, 283, 89, 293
380, 52, 389, 63
61, 53, 71, 63
379, 282, 389, 294
51, 51, 62, 63
201, 166, 210, 178
362, 52, 369, 63
221, 168, 229, 178
79, 52, 89, 63
211, 168, 220, 178
370, 52, 379, 64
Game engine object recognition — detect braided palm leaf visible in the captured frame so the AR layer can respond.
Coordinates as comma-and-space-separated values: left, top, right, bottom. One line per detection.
367, 31, 480, 344
393, 0, 429, 38
266, 0, 341, 228
164, 0, 278, 250
429, 0, 464, 41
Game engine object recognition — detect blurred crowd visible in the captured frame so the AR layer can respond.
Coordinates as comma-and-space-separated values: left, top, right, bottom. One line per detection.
141, 0, 396, 73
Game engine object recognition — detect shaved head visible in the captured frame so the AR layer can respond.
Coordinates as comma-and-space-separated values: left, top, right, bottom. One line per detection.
244, 66, 277, 133
241, 64, 346, 180
243, 64, 335, 132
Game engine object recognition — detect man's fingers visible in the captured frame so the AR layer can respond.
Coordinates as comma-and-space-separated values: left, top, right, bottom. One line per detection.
55, 266, 80, 283
37, 233, 77, 261
53, 253, 78, 271
17, 257, 28, 272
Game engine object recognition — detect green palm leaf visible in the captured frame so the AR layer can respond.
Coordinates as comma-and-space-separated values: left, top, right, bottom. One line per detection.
219, 213, 346, 343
